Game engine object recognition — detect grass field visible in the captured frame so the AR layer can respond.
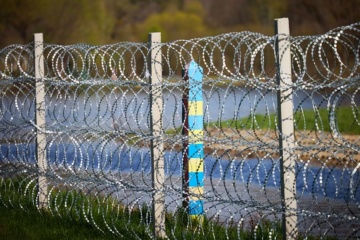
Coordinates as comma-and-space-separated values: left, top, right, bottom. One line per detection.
0, 198, 283, 240
0, 205, 115, 240
205, 106, 360, 134
0, 178, 284, 240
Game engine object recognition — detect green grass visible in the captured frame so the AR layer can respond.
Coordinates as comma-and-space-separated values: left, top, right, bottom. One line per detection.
105, 107, 360, 140
0, 180, 112, 240
0, 178, 147, 240
0, 177, 339, 240
1, 198, 336, 240
0, 177, 287, 240
0, 197, 281, 240
294, 106, 360, 134
0, 206, 114, 240
201, 106, 360, 135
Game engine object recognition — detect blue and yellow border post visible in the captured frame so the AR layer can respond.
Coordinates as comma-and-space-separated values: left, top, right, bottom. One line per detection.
182, 61, 204, 224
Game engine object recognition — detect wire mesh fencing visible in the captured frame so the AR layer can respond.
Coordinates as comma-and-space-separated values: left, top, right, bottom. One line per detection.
0, 20, 360, 239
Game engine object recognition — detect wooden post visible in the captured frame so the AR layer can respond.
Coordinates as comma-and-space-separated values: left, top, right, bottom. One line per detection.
183, 61, 204, 222
34, 33, 47, 208
274, 18, 298, 239
148, 32, 165, 238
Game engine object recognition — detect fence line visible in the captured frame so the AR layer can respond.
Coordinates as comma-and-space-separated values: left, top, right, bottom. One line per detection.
0, 19, 360, 239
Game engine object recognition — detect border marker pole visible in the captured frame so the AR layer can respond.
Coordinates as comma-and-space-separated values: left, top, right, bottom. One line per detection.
183, 61, 204, 222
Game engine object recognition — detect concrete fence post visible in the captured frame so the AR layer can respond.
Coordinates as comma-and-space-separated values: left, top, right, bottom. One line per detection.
182, 61, 204, 222
34, 33, 48, 208
148, 32, 166, 238
274, 18, 298, 239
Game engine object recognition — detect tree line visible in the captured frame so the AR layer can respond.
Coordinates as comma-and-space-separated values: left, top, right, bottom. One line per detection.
0, 0, 358, 47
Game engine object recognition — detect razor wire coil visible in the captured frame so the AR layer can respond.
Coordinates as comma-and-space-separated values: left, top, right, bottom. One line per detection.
0, 22, 360, 239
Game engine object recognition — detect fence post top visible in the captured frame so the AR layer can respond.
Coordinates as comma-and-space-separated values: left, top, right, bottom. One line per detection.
148, 32, 161, 42
185, 60, 202, 70
274, 17, 289, 21
184, 61, 203, 80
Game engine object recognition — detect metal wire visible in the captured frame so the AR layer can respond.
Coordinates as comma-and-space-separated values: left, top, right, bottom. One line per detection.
1, 22, 360, 239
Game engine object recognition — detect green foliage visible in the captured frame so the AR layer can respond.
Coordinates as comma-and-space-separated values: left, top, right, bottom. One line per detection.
248, 0, 288, 25
44, 0, 115, 45
0, 0, 50, 45
134, 0, 209, 42
0, 0, 358, 47
0, 0, 115, 46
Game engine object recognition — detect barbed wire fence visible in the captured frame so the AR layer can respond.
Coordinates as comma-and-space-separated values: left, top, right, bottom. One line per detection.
1, 18, 360, 239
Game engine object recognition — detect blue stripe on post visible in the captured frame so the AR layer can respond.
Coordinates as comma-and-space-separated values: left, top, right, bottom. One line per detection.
188, 115, 203, 130
189, 200, 204, 215
188, 143, 204, 158
189, 87, 202, 102
188, 172, 204, 187
188, 61, 203, 102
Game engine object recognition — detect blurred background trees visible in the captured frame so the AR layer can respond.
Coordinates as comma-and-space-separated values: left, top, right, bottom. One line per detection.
0, 0, 358, 47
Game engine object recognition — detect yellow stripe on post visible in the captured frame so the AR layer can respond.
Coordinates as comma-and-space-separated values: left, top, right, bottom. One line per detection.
189, 186, 204, 195
189, 101, 203, 116
189, 158, 204, 172
188, 130, 203, 143
189, 187, 204, 201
